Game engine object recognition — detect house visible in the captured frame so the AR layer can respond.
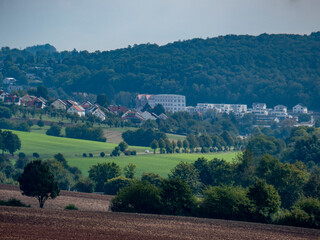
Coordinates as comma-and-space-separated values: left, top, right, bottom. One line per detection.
158, 113, 168, 120
67, 105, 85, 117
90, 107, 106, 121
80, 101, 94, 113
121, 110, 144, 123
64, 100, 79, 109
252, 103, 268, 116
51, 99, 67, 110
3, 77, 17, 85
293, 104, 308, 114
27, 97, 46, 109
108, 105, 128, 115
140, 111, 157, 121
0, 90, 7, 102
4, 94, 20, 105
270, 105, 288, 119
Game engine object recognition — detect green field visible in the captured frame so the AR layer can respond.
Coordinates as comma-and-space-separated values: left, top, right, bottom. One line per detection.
10, 130, 149, 158
68, 152, 238, 178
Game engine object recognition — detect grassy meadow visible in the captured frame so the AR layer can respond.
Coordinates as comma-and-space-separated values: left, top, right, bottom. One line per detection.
9, 129, 238, 178
10, 130, 149, 158
68, 152, 238, 178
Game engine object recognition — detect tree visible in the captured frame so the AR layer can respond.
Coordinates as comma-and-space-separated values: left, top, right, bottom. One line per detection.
199, 185, 251, 221
18, 160, 60, 208
158, 138, 166, 153
104, 176, 134, 195
118, 141, 128, 152
46, 124, 61, 136
186, 134, 198, 152
150, 139, 158, 154
36, 86, 49, 99
96, 94, 109, 107
152, 104, 165, 115
0, 107, 12, 119
141, 172, 163, 186
183, 139, 189, 153
165, 139, 173, 153
177, 139, 183, 151
89, 162, 121, 192
123, 163, 136, 179
169, 161, 200, 192
247, 180, 281, 222
235, 150, 256, 187
303, 166, 320, 199
2, 131, 21, 155
73, 177, 95, 193
160, 178, 196, 216
37, 120, 44, 127
111, 181, 161, 213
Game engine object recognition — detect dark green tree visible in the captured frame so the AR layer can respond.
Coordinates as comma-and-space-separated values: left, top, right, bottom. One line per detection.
111, 181, 161, 213
89, 162, 121, 192
96, 94, 109, 107
247, 180, 281, 222
123, 163, 136, 179
118, 141, 128, 152
150, 139, 158, 154
18, 160, 60, 208
160, 178, 196, 216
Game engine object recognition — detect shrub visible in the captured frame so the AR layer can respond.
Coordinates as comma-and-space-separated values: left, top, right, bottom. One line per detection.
130, 150, 136, 156
124, 150, 131, 156
64, 204, 78, 210
89, 153, 93, 157
73, 177, 95, 193
46, 125, 61, 136
111, 181, 161, 214
199, 185, 251, 221
141, 173, 163, 186
0, 198, 30, 207
37, 120, 44, 127
32, 152, 40, 158
100, 152, 105, 157
175, 148, 180, 153
82, 153, 87, 157
104, 176, 134, 195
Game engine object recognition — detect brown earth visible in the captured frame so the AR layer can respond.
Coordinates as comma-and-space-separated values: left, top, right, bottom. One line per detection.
0, 184, 319, 240
0, 184, 112, 212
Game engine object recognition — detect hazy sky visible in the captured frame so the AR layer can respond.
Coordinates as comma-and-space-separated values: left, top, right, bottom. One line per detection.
0, 0, 319, 51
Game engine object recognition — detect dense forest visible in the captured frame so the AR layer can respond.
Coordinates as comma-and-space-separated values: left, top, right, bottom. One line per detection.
0, 32, 320, 109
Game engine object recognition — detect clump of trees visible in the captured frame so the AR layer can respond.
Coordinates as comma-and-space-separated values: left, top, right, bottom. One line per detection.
122, 128, 167, 147
65, 124, 106, 142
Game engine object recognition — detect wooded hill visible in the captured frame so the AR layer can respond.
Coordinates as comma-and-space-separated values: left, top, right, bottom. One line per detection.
1, 32, 320, 109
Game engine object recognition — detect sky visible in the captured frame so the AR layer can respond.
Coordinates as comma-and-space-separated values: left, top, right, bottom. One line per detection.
0, 0, 319, 52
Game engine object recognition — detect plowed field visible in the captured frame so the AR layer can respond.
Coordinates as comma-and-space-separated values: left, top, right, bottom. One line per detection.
0, 184, 319, 239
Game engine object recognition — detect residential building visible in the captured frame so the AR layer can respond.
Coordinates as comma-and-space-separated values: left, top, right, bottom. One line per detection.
4, 94, 20, 105
293, 104, 308, 114
89, 107, 106, 121
51, 99, 67, 110
148, 94, 186, 112
135, 94, 154, 109
67, 105, 85, 117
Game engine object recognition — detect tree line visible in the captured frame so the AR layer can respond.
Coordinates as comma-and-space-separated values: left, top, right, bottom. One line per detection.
1, 32, 320, 110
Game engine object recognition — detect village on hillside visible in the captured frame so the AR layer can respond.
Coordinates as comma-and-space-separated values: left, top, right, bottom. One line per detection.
0, 77, 316, 128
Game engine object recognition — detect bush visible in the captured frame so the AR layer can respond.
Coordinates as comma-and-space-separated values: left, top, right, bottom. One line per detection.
82, 153, 87, 157
175, 148, 180, 153
275, 198, 320, 228
141, 173, 163, 186
0, 198, 30, 207
27, 120, 34, 127
64, 204, 78, 210
73, 177, 95, 193
46, 124, 61, 136
130, 150, 136, 155
89, 153, 93, 158
111, 181, 162, 214
37, 120, 44, 127
199, 185, 251, 221
104, 176, 134, 195
124, 150, 131, 156
100, 152, 105, 157
32, 152, 40, 158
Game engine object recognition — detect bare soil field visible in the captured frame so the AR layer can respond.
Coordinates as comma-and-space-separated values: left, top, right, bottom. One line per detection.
0, 184, 319, 240
0, 184, 112, 212
0, 206, 319, 240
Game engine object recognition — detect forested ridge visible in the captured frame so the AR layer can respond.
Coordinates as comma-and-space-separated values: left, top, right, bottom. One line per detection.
1, 32, 320, 109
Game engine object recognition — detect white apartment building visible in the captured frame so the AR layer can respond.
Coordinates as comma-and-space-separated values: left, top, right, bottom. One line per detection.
148, 94, 186, 112
195, 103, 247, 115
293, 104, 308, 114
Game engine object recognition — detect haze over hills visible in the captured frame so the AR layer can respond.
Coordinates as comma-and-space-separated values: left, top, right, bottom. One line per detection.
1, 32, 320, 110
